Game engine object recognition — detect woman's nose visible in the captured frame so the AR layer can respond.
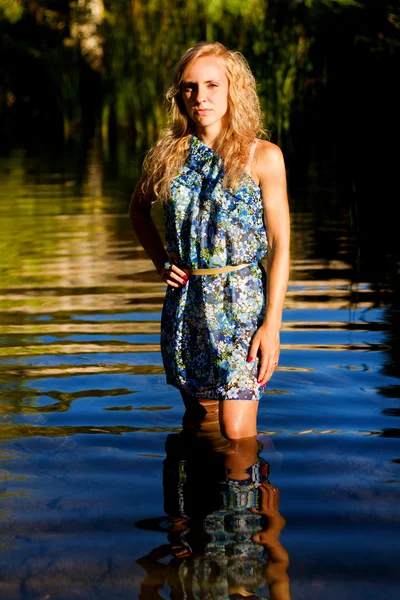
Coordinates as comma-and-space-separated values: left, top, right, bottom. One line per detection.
195, 85, 206, 103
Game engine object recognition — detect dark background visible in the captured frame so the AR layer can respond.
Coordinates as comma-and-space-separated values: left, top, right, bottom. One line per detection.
1, 0, 399, 288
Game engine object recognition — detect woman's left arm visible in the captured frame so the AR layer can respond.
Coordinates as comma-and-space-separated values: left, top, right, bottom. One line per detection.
248, 141, 290, 386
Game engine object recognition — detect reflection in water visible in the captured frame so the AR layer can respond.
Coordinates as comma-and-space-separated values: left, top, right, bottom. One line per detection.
136, 405, 290, 600
0, 144, 399, 598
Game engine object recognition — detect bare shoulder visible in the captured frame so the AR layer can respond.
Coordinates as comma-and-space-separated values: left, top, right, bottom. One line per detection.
254, 140, 286, 189
255, 139, 285, 170
253, 140, 288, 213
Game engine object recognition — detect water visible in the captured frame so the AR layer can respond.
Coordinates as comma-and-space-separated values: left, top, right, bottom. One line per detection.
0, 141, 399, 599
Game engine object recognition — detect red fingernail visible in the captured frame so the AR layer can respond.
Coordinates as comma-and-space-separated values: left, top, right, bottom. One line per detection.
248, 356, 253, 363
258, 380, 262, 384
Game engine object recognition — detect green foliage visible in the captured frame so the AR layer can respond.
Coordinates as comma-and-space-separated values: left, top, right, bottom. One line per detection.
99, 0, 308, 146
0, 0, 23, 23
0, 0, 398, 151
199, 0, 267, 23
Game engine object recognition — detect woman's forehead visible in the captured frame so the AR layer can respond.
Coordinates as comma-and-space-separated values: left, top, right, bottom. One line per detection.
182, 56, 227, 81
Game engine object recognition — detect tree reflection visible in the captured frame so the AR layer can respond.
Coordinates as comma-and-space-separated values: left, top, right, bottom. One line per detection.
136, 404, 290, 599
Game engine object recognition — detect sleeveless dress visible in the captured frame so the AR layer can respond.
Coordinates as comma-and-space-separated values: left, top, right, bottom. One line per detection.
161, 135, 268, 401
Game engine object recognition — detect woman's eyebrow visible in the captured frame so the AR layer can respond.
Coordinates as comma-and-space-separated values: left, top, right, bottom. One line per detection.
182, 79, 222, 85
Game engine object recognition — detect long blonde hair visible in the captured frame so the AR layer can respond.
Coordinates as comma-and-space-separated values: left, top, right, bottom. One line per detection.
142, 41, 268, 202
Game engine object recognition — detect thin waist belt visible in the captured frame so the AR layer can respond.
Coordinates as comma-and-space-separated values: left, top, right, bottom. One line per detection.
189, 262, 252, 275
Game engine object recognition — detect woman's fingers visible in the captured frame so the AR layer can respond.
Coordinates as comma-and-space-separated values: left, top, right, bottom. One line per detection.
247, 337, 260, 363
249, 483, 280, 515
258, 352, 279, 386
267, 484, 280, 510
248, 328, 280, 386
258, 483, 281, 512
163, 264, 188, 287
257, 356, 269, 384
169, 265, 187, 285
258, 359, 273, 386
248, 507, 261, 514
172, 264, 188, 279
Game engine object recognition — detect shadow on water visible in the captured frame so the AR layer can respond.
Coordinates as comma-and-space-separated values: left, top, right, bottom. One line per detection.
0, 137, 399, 599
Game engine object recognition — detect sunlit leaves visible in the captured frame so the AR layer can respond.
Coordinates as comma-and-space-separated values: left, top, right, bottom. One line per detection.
0, 0, 23, 23
199, 0, 267, 23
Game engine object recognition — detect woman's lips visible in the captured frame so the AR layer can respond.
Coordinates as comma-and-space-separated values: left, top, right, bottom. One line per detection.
195, 109, 211, 114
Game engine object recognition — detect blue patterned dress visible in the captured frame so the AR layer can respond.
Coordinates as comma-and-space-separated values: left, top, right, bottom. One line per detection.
161, 135, 268, 401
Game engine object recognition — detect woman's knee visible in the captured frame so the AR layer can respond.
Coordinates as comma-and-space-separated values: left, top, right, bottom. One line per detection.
219, 418, 257, 440
220, 422, 256, 440
219, 400, 258, 440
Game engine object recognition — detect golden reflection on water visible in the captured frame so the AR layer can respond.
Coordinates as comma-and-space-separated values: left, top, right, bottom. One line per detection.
0, 152, 384, 389
0, 424, 388, 439
0, 342, 388, 358
0, 146, 379, 318
0, 424, 182, 439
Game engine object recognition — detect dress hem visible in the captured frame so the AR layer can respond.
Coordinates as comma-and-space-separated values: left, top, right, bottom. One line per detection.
166, 380, 262, 402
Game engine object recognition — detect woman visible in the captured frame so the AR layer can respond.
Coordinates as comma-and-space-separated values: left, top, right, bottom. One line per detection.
129, 41, 290, 440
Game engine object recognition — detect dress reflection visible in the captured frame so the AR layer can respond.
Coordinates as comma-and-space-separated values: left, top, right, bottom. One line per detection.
136, 403, 290, 600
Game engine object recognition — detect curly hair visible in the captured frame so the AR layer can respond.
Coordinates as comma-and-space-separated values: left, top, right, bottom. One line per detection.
141, 41, 268, 202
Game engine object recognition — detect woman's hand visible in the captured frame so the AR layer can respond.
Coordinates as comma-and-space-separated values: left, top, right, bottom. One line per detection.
250, 482, 281, 517
248, 324, 280, 386
160, 261, 188, 288
249, 483, 286, 548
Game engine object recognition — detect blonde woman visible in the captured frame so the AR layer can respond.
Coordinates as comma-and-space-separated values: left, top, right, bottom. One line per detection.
129, 41, 290, 440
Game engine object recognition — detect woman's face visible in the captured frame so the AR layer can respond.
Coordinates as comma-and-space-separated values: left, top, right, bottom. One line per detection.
181, 56, 229, 134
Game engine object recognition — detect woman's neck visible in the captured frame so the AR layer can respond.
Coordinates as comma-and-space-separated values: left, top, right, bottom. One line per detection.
195, 124, 222, 150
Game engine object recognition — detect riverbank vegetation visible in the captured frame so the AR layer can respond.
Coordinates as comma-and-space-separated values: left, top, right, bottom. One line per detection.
1, 1, 398, 147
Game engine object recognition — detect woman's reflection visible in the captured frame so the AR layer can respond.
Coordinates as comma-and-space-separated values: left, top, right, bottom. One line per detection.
136, 402, 290, 600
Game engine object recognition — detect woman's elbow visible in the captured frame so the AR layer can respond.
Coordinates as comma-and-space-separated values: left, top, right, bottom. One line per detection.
129, 199, 151, 227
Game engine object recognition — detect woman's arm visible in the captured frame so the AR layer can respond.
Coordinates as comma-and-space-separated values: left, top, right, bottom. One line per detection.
248, 141, 290, 386
250, 482, 291, 599
129, 178, 187, 288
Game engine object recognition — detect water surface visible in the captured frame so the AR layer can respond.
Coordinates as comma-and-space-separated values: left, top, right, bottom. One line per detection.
0, 141, 399, 599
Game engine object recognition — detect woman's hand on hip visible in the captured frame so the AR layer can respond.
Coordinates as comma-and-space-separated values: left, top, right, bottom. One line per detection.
248, 324, 280, 386
160, 261, 188, 288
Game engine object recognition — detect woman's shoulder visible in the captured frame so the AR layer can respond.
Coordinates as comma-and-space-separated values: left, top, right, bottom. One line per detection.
254, 139, 286, 182
254, 140, 285, 171
254, 139, 284, 162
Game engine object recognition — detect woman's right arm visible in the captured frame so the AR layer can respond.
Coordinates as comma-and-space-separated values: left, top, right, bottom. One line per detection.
128, 178, 187, 288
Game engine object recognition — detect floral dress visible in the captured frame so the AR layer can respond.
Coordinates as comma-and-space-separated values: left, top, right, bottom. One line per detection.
161, 135, 268, 401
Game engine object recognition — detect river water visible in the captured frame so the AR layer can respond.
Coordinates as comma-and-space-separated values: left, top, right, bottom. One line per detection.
0, 140, 399, 599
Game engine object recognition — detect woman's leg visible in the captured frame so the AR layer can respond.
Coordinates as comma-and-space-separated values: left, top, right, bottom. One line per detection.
180, 390, 208, 422
219, 400, 259, 440
180, 391, 258, 440
223, 435, 260, 479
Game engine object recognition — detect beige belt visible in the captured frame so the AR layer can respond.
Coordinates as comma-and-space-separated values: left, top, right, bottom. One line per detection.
189, 262, 251, 275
